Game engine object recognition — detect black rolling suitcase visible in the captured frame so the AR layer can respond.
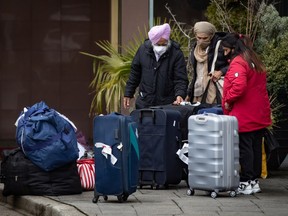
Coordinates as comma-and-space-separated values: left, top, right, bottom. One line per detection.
131, 108, 182, 189
158, 104, 197, 141
157, 104, 198, 183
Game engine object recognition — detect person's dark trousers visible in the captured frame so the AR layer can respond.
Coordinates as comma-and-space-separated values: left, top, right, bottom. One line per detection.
239, 128, 265, 182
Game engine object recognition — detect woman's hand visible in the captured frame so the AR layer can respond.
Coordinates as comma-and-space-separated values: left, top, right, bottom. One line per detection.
211, 70, 222, 82
224, 102, 232, 111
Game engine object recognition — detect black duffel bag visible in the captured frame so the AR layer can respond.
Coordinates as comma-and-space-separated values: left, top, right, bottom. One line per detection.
1, 148, 82, 196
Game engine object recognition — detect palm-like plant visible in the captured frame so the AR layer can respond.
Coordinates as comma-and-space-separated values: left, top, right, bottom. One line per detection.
81, 41, 136, 115
81, 21, 191, 115
80, 27, 148, 115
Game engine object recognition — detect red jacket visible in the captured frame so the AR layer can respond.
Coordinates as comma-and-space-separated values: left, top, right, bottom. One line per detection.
222, 55, 272, 132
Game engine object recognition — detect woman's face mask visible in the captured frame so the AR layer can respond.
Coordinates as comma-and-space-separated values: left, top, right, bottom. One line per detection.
196, 40, 210, 49
196, 33, 212, 49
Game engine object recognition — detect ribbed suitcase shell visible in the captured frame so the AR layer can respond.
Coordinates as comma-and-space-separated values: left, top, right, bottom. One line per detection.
188, 113, 240, 198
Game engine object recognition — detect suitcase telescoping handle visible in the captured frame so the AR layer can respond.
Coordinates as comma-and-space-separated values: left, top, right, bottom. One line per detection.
139, 109, 156, 124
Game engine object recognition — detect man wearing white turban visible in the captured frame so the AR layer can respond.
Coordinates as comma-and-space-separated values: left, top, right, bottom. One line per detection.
186, 21, 229, 105
124, 23, 188, 109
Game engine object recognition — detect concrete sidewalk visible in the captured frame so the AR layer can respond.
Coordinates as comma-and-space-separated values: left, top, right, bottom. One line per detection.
1, 159, 288, 216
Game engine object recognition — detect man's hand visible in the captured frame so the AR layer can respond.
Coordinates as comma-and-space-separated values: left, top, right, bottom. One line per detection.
173, 96, 184, 105
123, 97, 131, 109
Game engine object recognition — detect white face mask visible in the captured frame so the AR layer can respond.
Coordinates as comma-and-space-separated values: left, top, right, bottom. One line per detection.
153, 45, 168, 56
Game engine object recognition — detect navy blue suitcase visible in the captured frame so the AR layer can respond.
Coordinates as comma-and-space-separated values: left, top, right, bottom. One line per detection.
92, 113, 139, 203
197, 106, 223, 115
131, 108, 183, 189
158, 104, 197, 141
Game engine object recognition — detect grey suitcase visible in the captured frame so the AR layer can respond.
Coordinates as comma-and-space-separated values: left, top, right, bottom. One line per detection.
187, 113, 240, 198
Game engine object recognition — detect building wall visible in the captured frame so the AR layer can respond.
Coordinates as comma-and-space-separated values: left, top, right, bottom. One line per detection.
2, 0, 285, 145
0, 0, 111, 144
120, 0, 149, 47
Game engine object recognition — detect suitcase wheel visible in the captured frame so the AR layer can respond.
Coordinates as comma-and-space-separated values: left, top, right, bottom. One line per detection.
154, 184, 168, 190
117, 194, 129, 203
229, 190, 237, 197
123, 194, 129, 201
210, 191, 217, 199
138, 184, 155, 189
187, 189, 194, 196
92, 195, 108, 203
117, 195, 123, 203
92, 195, 99, 203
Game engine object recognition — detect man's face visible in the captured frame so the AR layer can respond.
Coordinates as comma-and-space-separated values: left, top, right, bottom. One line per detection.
155, 38, 168, 46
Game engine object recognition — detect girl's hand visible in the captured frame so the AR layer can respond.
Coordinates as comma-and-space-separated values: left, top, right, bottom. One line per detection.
225, 102, 232, 111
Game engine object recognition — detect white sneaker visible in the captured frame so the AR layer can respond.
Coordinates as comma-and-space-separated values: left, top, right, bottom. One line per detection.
237, 181, 253, 195
251, 179, 261, 193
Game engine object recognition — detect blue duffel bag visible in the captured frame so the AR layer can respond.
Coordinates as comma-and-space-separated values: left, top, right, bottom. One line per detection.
15, 101, 79, 171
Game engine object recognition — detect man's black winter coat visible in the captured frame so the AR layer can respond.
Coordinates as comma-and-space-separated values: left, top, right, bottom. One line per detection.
124, 39, 188, 109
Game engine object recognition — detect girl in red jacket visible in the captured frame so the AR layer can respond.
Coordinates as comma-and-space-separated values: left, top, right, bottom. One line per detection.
221, 33, 272, 195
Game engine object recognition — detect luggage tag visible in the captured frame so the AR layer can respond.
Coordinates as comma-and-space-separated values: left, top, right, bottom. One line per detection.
176, 143, 189, 165
95, 142, 117, 165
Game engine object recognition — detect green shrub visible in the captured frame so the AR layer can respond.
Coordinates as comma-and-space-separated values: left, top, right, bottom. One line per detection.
262, 32, 288, 98
257, 5, 288, 123
205, 0, 248, 33
254, 4, 288, 53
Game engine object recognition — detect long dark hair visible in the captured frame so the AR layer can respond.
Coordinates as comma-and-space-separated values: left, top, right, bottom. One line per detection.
221, 33, 266, 73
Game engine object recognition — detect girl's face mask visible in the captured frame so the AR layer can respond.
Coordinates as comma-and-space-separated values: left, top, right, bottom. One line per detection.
223, 47, 234, 62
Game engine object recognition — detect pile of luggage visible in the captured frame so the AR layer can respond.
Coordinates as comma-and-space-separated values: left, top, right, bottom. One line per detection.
0, 101, 83, 196
132, 105, 239, 198
92, 103, 240, 202
0, 100, 240, 201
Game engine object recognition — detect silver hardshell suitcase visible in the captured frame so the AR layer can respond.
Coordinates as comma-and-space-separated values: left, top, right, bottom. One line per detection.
187, 113, 240, 198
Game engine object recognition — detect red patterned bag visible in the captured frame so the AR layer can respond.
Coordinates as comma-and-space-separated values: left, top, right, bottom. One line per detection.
76, 158, 95, 190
